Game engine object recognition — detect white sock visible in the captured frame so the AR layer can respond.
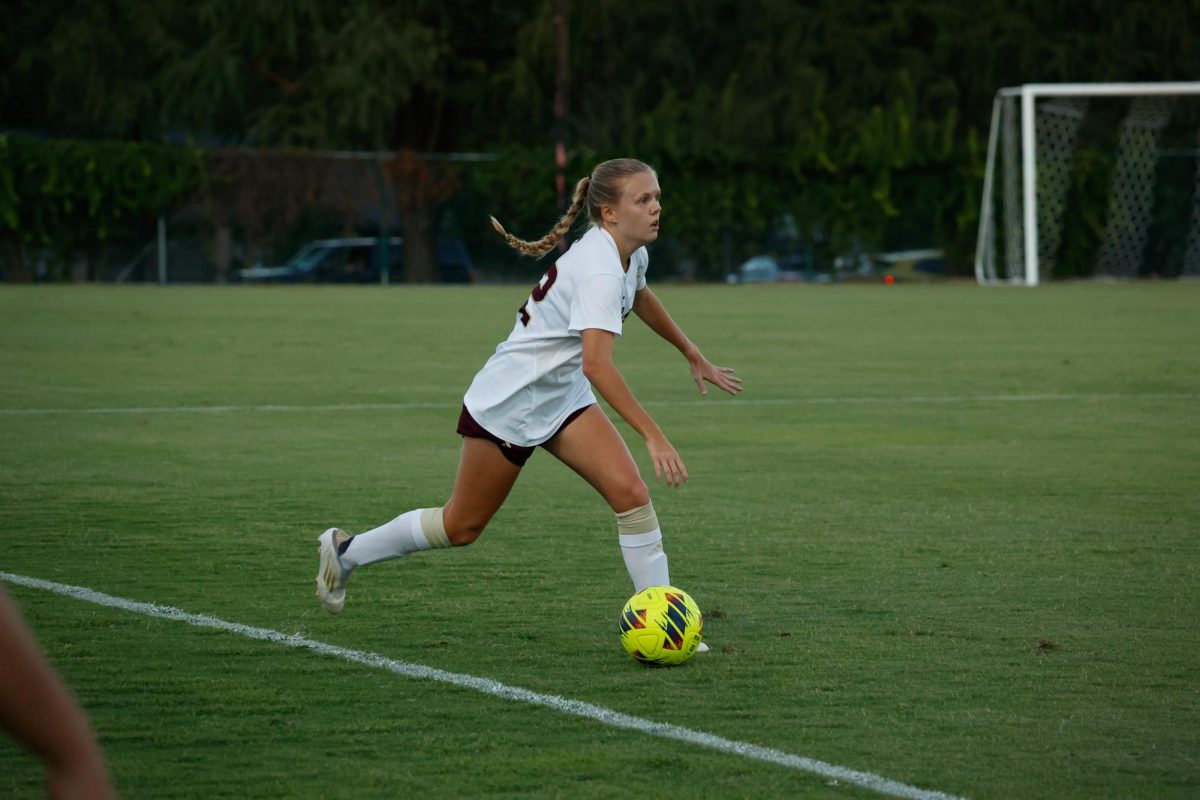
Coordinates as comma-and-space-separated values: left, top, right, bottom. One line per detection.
340, 508, 449, 570
619, 529, 670, 592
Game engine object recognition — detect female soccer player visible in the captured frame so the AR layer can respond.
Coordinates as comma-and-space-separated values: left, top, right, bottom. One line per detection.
316, 158, 741, 623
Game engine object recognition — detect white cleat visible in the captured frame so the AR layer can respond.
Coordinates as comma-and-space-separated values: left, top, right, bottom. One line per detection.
696, 641, 710, 653
316, 528, 351, 614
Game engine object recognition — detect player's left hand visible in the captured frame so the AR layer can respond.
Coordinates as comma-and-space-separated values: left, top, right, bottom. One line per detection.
689, 355, 742, 396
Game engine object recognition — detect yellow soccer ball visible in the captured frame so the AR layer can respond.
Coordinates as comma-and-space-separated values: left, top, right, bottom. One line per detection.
619, 586, 703, 666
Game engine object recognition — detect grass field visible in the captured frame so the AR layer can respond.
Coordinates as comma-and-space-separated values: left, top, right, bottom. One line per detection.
1, 281, 1197, 799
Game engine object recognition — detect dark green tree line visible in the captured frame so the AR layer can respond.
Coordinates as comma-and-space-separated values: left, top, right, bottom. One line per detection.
2, 0, 1196, 280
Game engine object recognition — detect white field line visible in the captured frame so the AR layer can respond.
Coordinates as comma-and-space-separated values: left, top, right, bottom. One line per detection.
0, 571, 966, 800
0, 392, 1192, 416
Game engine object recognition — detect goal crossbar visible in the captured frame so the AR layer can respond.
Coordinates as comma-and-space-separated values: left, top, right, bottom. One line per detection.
997, 82, 1200, 99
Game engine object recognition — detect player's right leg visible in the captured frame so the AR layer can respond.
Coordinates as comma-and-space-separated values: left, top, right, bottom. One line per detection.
441, 436, 524, 545
316, 436, 521, 614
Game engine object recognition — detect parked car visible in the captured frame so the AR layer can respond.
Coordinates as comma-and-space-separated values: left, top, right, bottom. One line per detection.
235, 237, 476, 284
725, 252, 818, 284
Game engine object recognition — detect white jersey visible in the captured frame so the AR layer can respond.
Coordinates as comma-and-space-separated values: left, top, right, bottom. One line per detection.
463, 226, 649, 447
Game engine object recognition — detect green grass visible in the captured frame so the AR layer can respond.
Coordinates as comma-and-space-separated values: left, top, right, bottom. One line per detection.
1, 282, 1198, 798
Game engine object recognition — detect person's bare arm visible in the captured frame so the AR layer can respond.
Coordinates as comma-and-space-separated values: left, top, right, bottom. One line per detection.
632, 287, 742, 396
0, 588, 115, 800
581, 328, 687, 487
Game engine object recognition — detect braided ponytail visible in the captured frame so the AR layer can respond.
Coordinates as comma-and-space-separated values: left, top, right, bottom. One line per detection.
490, 177, 591, 258
489, 159, 656, 258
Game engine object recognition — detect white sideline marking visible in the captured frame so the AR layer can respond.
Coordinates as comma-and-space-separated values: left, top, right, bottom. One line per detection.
0, 402, 455, 416
0, 392, 1191, 416
0, 571, 965, 800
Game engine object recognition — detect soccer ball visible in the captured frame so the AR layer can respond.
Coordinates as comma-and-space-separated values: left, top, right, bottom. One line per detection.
618, 586, 704, 666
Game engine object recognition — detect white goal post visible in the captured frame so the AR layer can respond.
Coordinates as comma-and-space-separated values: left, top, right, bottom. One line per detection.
975, 82, 1200, 285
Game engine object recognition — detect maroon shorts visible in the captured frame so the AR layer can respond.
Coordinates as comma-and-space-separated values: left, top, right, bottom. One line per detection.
456, 404, 592, 467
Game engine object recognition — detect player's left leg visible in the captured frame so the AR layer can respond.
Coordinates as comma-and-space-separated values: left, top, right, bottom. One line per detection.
544, 406, 711, 653
542, 405, 668, 592
317, 435, 522, 614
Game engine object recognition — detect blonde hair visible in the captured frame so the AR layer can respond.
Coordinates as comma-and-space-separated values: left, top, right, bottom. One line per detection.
490, 158, 655, 258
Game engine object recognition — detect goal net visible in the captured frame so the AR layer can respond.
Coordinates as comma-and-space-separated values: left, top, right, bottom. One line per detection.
975, 83, 1200, 285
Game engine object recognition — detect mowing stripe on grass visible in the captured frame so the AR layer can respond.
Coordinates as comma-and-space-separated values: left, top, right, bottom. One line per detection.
1, 571, 965, 800
0, 392, 1192, 416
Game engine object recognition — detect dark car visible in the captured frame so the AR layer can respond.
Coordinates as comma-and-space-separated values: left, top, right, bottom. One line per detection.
236, 237, 476, 284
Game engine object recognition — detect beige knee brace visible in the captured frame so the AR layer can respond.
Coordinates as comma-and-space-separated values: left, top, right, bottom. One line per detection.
419, 507, 451, 549
617, 502, 659, 542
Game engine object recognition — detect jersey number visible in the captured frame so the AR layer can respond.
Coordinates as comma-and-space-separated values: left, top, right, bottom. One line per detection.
517, 264, 559, 326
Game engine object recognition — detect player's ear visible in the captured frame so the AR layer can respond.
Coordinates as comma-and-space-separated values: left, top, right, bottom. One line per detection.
600, 203, 618, 225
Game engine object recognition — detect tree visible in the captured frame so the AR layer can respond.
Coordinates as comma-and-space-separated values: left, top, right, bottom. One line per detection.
0, 135, 204, 281
4, 1, 1198, 280
5, 1, 453, 280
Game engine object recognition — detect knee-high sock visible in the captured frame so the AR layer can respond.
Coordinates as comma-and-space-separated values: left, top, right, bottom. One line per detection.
617, 503, 669, 592
339, 507, 451, 570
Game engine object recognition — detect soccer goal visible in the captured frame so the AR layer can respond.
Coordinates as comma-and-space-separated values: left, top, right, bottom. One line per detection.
975, 82, 1200, 285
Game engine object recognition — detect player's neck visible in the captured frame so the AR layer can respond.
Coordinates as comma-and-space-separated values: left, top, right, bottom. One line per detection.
600, 224, 635, 271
